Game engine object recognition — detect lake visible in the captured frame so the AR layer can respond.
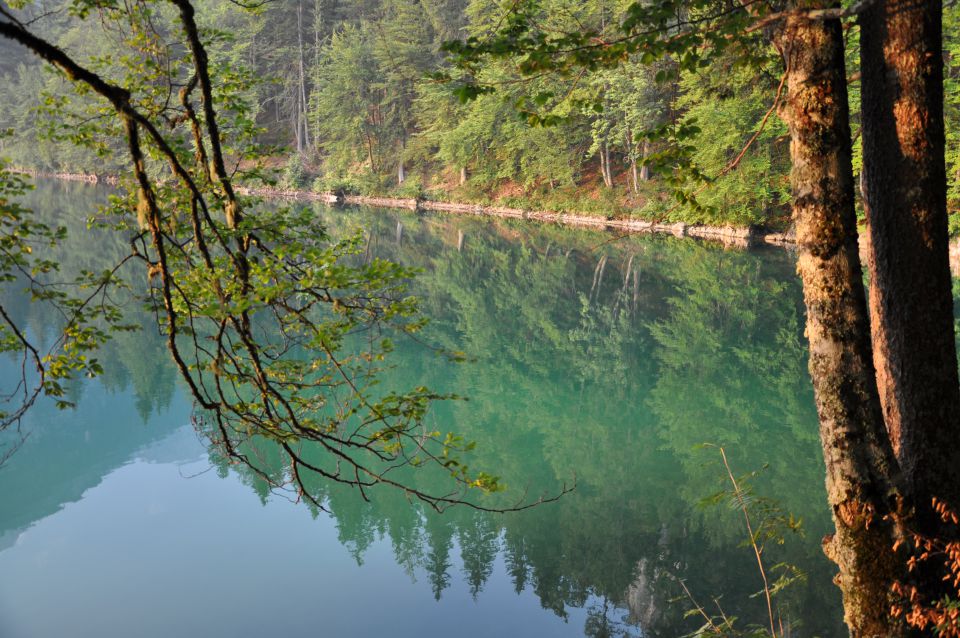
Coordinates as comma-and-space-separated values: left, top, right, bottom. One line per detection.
0, 180, 844, 637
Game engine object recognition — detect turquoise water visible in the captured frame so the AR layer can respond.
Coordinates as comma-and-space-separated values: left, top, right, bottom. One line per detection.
0, 181, 843, 637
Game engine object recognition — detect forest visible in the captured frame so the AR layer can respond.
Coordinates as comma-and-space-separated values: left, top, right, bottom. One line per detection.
3, 0, 960, 636
3, 0, 960, 229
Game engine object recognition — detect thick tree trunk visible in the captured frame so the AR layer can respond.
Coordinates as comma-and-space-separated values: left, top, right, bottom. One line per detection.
773, 10, 907, 637
860, 0, 960, 510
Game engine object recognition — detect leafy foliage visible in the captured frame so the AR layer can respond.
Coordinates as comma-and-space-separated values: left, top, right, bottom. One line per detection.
0, 155, 131, 461
0, 0, 549, 510
5, 0, 960, 228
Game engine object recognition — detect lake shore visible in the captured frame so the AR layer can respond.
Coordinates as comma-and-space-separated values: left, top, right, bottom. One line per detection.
19, 170, 960, 268
235, 184, 796, 249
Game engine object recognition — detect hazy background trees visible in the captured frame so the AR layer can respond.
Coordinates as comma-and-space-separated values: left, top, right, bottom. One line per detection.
4, 0, 958, 229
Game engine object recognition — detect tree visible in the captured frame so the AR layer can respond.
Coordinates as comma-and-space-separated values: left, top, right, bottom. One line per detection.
311, 24, 386, 174
770, 7, 906, 633
0, 0, 565, 513
674, 57, 789, 225
860, 0, 960, 504
857, 0, 960, 629
371, 0, 437, 184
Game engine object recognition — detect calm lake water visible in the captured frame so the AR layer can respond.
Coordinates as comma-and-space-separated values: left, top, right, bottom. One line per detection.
0, 181, 845, 637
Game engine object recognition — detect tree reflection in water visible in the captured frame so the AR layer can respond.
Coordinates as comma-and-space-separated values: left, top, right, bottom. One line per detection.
1, 183, 846, 637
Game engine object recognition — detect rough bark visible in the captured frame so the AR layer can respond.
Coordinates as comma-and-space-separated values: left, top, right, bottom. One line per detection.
860, 0, 960, 509
773, 10, 907, 636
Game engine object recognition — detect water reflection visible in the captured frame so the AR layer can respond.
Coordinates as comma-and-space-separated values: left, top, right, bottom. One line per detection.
0, 182, 843, 637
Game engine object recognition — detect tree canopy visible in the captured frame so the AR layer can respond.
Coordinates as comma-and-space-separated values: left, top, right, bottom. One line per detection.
0, 0, 571, 512
3, 0, 959, 229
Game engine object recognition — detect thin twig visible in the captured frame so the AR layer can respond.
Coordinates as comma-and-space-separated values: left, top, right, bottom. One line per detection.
719, 446, 777, 638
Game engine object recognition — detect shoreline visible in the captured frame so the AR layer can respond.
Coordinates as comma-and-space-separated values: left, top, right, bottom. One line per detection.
10, 168, 792, 247
13, 168, 120, 185
19, 170, 960, 267
235, 185, 797, 249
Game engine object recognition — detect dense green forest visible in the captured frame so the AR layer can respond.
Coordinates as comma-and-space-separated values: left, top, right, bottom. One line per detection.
3, 0, 960, 229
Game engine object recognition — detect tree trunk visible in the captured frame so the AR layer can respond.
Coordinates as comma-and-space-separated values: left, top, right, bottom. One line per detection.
313, 0, 323, 148
600, 141, 613, 188
292, 107, 303, 154
460, 166, 467, 185
598, 143, 607, 187
296, 0, 311, 151
773, 11, 908, 637
364, 132, 375, 173
639, 140, 651, 181
626, 127, 639, 193
860, 0, 960, 510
